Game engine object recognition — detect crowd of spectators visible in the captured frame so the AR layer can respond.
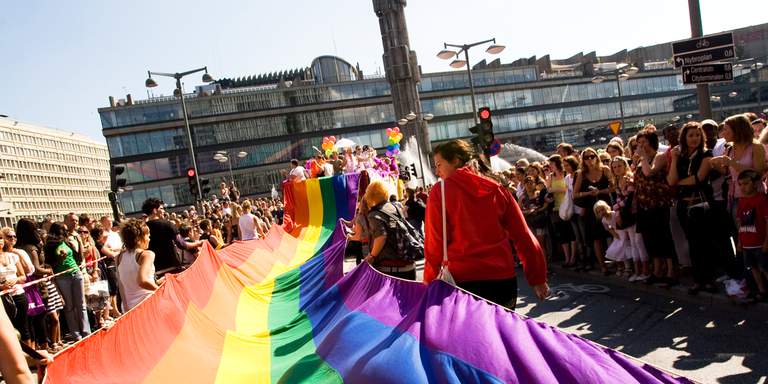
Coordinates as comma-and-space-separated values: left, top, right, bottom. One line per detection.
0, 187, 286, 360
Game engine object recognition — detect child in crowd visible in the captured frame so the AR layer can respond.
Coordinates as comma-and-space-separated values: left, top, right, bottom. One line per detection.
594, 201, 632, 277
736, 169, 768, 302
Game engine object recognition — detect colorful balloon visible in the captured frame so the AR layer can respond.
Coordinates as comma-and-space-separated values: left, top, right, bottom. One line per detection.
392, 127, 400, 134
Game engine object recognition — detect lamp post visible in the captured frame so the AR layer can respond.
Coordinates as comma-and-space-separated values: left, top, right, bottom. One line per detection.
437, 39, 505, 124
709, 91, 738, 120
398, 112, 434, 185
751, 62, 765, 113
591, 63, 639, 132
214, 150, 247, 188
145, 67, 214, 200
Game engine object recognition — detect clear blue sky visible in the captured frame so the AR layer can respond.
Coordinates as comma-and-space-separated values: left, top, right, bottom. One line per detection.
0, 0, 764, 142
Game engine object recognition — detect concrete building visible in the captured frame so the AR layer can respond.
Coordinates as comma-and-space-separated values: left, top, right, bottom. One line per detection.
0, 116, 112, 227
99, 23, 768, 215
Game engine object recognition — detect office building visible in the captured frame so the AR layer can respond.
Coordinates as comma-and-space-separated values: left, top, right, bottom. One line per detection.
0, 116, 112, 226
100, 23, 768, 215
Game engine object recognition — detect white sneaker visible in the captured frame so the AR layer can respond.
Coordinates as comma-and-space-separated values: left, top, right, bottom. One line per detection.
628, 274, 638, 282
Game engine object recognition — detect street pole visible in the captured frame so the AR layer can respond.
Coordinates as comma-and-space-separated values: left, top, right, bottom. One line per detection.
688, 0, 713, 119
616, 72, 627, 130
176, 78, 202, 201
227, 157, 234, 187
464, 48, 479, 124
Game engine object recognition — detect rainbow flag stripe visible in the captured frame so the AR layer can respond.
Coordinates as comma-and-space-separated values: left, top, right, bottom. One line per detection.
45, 174, 691, 383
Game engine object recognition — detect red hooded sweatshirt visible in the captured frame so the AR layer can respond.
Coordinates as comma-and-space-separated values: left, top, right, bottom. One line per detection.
423, 167, 547, 286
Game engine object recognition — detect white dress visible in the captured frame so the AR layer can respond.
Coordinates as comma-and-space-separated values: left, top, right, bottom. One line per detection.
603, 212, 629, 262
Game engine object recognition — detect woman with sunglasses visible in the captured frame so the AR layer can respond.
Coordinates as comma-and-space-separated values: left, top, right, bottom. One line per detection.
573, 148, 614, 274
0, 229, 32, 347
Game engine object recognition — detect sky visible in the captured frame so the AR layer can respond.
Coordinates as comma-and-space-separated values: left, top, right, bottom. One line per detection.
0, 0, 765, 142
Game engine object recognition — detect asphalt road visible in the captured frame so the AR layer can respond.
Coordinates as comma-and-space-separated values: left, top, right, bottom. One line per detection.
344, 258, 768, 384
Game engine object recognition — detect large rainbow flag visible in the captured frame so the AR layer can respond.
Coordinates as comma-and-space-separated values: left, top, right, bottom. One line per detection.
45, 174, 691, 383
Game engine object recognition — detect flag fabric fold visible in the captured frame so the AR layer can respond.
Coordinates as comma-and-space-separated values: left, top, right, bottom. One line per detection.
44, 173, 691, 384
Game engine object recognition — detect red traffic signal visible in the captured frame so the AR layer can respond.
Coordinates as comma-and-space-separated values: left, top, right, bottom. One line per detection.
187, 168, 196, 178
478, 107, 491, 121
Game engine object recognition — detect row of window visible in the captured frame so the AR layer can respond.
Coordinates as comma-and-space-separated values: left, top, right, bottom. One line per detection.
1, 185, 110, 200
0, 130, 107, 156
427, 95, 683, 141
99, 67, 540, 129
0, 158, 109, 180
0, 146, 108, 168
0, 171, 109, 189
11, 200, 111, 212
104, 74, 687, 159
106, 102, 396, 158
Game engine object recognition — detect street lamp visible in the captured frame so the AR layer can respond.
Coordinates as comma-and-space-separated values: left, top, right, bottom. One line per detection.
398, 111, 433, 185
437, 38, 505, 124
591, 63, 639, 132
145, 66, 214, 201
213, 150, 247, 188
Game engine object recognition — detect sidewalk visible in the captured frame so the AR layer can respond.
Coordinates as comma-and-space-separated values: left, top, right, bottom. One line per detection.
548, 263, 768, 312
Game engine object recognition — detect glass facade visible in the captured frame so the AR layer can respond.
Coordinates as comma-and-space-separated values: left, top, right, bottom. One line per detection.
103, 59, 767, 214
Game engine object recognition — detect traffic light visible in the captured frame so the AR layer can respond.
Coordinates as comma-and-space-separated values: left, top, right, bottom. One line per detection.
200, 178, 211, 196
187, 167, 198, 197
469, 107, 494, 156
110, 165, 126, 192
409, 163, 417, 177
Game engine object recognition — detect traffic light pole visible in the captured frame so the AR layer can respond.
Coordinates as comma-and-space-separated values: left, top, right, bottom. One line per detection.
176, 78, 202, 201
464, 48, 479, 125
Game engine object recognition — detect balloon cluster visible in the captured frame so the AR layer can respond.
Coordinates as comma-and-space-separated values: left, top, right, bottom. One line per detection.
321, 136, 337, 157
385, 127, 403, 156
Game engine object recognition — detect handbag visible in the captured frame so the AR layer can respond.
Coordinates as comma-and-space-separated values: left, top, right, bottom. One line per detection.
24, 275, 46, 317
558, 188, 574, 221
436, 179, 456, 285
686, 191, 710, 218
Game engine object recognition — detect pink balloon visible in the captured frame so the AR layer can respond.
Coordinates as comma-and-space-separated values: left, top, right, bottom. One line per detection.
329, 136, 336, 142
392, 127, 400, 134
386, 128, 393, 136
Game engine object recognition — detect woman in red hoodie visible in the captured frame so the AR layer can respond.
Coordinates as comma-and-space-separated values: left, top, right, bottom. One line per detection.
423, 139, 549, 308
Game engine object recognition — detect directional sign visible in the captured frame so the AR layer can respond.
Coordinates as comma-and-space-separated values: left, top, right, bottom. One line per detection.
682, 63, 733, 85
673, 46, 735, 68
671, 32, 734, 68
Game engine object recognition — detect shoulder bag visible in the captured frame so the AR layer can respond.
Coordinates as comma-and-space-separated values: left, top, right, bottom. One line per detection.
436, 179, 456, 285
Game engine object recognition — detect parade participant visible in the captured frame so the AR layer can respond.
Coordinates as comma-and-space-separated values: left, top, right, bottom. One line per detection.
117, 219, 162, 311
289, 159, 308, 183
364, 181, 418, 280
141, 198, 181, 275
423, 139, 548, 309
238, 200, 260, 240
342, 201, 369, 265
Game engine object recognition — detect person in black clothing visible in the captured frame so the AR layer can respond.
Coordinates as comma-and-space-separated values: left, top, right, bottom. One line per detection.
141, 198, 181, 276
363, 181, 417, 280
404, 188, 425, 235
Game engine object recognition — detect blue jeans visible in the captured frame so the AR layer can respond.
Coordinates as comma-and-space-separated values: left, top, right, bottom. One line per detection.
55, 272, 91, 338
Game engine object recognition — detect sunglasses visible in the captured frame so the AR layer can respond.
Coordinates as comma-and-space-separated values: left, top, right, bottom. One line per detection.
5, 235, 16, 239
601, 159, 611, 164
583, 155, 597, 160
78, 230, 89, 234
